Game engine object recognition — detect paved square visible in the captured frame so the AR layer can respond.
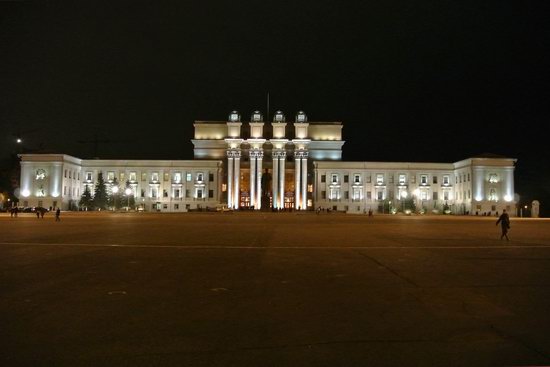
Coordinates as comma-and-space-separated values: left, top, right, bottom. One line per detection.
1, 212, 550, 366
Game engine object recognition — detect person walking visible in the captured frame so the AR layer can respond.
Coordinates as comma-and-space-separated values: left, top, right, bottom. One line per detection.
55, 208, 61, 222
496, 209, 510, 240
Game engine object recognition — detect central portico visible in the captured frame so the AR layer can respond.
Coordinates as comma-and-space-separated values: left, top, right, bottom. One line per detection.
223, 110, 311, 210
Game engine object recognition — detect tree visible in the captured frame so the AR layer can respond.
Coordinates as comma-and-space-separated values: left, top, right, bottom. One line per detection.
402, 197, 416, 212
79, 185, 93, 210
124, 180, 135, 209
93, 172, 108, 210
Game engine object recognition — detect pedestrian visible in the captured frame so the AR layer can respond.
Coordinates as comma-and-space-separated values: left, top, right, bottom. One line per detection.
496, 209, 510, 241
14, 206, 18, 217
36, 209, 40, 219
55, 208, 61, 222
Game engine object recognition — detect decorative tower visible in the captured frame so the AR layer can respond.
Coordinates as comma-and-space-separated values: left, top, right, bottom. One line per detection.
225, 111, 243, 209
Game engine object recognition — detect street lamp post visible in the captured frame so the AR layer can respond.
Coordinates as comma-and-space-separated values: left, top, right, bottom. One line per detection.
125, 187, 132, 211
112, 185, 119, 211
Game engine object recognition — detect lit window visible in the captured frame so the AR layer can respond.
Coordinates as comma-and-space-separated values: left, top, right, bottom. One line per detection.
174, 172, 181, 183
186, 173, 192, 182
107, 171, 115, 182
129, 172, 136, 182
489, 174, 498, 183
164, 173, 169, 181
420, 175, 428, 185
376, 174, 384, 185
399, 174, 406, 184
152, 172, 159, 182
443, 175, 449, 185
141, 172, 147, 181
420, 191, 428, 200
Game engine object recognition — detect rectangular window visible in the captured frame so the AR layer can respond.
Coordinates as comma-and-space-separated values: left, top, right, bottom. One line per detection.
174, 204, 179, 210
389, 175, 394, 184
63, 186, 66, 195
467, 173, 470, 181
321, 190, 326, 199
411, 175, 416, 184
367, 191, 372, 200
344, 191, 349, 199
152, 172, 159, 182
129, 172, 136, 182
197, 173, 204, 182
433, 176, 438, 184
468, 190, 471, 199
86, 172, 92, 181
209, 173, 214, 182
433, 192, 438, 200
151, 187, 158, 198
163, 204, 168, 209
377, 191, 383, 200
331, 174, 338, 184
174, 188, 180, 198
420, 191, 428, 200
354, 174, 360, 184
173, 172, 181, 183
164, 173, 169, 181
344, 175, 349, 183
376, 174, 384, 185
163, 190, 168, 198
366, 175, 371, 183
107, 171, 115, 182
420, 175, 428, 185
197, 189, 203, 199
120, 173, 125, 183
321, 175, 326, 183
186, 189, 190, 198
141, 189, 145, 197
443, 175, 449, 185
186, 173, 192, 182
64, 169, 67, 178
459, 175, 462, 183
141, 172, 147, 181
208, 189, 214, 198
399, 174, 406, 184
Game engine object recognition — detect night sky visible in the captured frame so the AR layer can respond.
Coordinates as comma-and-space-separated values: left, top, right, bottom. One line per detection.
1, 2, 549, 213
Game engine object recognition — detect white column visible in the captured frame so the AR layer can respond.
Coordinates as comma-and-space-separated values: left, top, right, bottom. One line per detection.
295, 155, 301, 209
234, 153, 240, 209
250, 154, 256, 209
301, 156, 308, 210
279, 153, 286, 209
272, 152, 279, 208
227, 154, 233, 208
256, 153, 263, 210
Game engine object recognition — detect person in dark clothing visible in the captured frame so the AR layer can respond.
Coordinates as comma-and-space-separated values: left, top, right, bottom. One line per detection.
496, 209, 510, 240
55, 208, 61, 222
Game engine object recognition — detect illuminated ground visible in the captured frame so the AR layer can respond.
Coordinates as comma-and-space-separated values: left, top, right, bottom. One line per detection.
1, 212, 550, 366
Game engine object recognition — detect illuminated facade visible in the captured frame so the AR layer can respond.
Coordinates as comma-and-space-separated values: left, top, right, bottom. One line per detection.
19, 111, 517, 215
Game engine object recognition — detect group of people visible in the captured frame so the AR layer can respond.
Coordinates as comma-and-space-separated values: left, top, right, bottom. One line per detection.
9, 206, 61, 221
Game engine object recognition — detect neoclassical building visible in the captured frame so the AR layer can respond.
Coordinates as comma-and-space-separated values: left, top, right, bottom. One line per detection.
18, 110, 517, 215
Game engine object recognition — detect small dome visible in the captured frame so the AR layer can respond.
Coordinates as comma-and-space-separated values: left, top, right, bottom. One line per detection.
273, 110, 285, 123
228, 111, 240, 122
295, 111, 307, 123
251, 110, 263, 122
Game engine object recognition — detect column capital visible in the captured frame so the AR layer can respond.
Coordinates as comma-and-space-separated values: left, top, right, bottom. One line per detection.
295, 150, 309, 159
273, 150, 286, 159
249, 149, 264, 159
227, 149, 241, 159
